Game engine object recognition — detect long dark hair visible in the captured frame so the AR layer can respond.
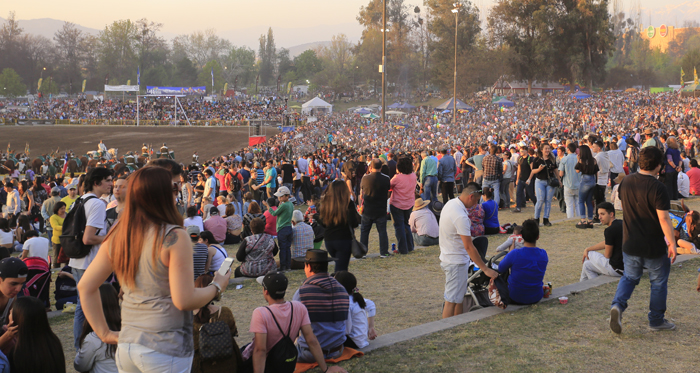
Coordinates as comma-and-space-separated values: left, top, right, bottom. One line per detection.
320, 180, 350, 227
106, 166, 184, 289
16, 215, 32, 232
11, 297, 66, 373
194, 274, 214, 323
577, 145, 597, 174
0, 218, 9, 233
334, 271, 366, 309
79, 284, 121, 358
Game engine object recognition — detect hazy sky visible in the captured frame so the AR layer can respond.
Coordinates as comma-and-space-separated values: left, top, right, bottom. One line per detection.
1, 0, 691, 34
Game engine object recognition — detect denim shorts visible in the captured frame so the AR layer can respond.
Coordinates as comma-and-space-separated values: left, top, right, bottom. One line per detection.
441, 262, 469, 304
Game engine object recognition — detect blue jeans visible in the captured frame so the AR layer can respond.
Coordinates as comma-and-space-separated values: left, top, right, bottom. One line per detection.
534, 179, 554, 219
421, 176, 438, 203
611, 253, 671, 327
276, 225, 293, 269
390, 205, 413, 254
325, 239, 352, 272
72, 267, 86, 349
578, 174, 596, 219
482, 179, 500, 209
516, 180, 537, 208
360, 214, 389, 256
116, 343, 193, 373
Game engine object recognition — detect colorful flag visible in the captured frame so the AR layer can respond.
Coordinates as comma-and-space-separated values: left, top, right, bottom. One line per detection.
137, 66, 141, 85
37, 78, 43, 91
127, 80, 131, 86
211, 67, 214, 92
223, 83, 228, 92
695, 67, 698, 85
681, 67, 686, 87
82, 79, 86, 93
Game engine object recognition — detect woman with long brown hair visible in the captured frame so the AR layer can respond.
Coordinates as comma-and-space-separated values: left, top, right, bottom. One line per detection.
319, 180, 360, 272
78, 166, 231, 372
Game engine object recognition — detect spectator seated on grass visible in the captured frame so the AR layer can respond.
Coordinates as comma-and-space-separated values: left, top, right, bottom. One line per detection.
235, 217, 278, 278
580, 202, 624, 281
676, 210, 700, 255
333, 271, 377, 349
496, 219, 549, 305
408, 198, 439, 247
481, 187, 500, 235
291, 210, 314, 270
184, 206, 204, 232
203, 206, 227, 244
496, 225, 524, 252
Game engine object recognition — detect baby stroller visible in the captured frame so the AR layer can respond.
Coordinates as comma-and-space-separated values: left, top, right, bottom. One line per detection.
20, 257, 52, 309
463, 237, 508, 312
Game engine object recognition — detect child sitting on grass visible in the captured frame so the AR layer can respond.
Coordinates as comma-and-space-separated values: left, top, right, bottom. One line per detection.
496, 225, 524, 252
676, 210, 700, 255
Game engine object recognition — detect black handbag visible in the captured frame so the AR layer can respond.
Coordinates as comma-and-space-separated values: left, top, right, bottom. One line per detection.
546, 161, 560, 188
199, 309, 234, 362
349, 222, 367, 259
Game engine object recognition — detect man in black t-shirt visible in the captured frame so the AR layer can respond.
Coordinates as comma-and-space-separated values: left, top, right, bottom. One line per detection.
280, 159, 296, 200
610, 146, 677, 334
514, 146, 537, 212
580, 202, 623, 281
360, 159, 391, 257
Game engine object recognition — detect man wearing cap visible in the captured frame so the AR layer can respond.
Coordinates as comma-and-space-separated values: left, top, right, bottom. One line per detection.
291, 210, 313, 269
188, 225, 208, 280
292, 250, 349, 362
268, 186, 294, 270
642, 128, 658, 148
41, 187, 62, 242
0, 257, 28, 351
242, 272, 346, 373
61, 184, 78, 212
439, 183, 498, 318
408, 198, 439, 247
203, 206, 227, 244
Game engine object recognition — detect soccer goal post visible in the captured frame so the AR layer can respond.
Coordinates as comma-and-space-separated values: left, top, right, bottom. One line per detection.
136, 94, 192, 126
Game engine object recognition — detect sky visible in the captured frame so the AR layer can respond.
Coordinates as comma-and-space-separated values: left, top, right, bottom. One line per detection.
0, 0, 694, 47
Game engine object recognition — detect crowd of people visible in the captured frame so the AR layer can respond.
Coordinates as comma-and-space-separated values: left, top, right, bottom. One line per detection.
0, 89, 698, 372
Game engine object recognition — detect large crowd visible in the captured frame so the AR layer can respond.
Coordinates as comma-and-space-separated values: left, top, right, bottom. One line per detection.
0, 89, 698, 372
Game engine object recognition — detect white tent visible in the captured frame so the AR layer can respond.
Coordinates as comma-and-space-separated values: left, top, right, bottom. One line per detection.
302, 97, 333, 114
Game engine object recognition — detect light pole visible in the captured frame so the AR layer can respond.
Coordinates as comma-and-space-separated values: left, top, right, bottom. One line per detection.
382, 0, 387, 126
452, 3, 460, 126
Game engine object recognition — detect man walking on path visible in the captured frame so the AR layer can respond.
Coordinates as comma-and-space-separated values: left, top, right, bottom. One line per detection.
610, 146, 677, 334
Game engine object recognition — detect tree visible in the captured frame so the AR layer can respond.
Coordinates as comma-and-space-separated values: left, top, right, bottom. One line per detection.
197, 60, 224, 94
0, 12, 33, 90
277, 48, 294, 79
172, 29, 229, 69
294, 49, 323, 82
171, 57, 198, 86
224, 47, 256, 87
315, 34, 354, 93
98, 20, 139, 85
22, 34, 55, 93
0, 68, 26, 97
488, 0, 557, 93
258, 28, 277, 86
53, 22, 84, 91
135, 18, 169, 71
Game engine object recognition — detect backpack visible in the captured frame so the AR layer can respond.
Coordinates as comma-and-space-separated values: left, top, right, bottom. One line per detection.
264, 304, 297, 373
228, 173, 242, 193
199, 309, 234, 362
60, 196, 99, 259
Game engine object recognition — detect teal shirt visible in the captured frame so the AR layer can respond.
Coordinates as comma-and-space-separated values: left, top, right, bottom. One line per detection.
420, 157, 438, 184
265, 168, 277, 188
271, 201, 293, 230
468, 154, 485, 171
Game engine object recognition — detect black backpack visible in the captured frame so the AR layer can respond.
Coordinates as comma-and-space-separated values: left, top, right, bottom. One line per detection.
60, 196, 99, 258
228, 173, 242, 193
264, 303, 297, 373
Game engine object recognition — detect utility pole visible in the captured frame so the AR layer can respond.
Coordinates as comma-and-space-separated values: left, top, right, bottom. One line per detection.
452, 3, 461, 126
382, 0, 387, 126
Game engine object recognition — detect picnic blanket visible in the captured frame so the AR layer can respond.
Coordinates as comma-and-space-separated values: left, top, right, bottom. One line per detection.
293, 347, 364, 373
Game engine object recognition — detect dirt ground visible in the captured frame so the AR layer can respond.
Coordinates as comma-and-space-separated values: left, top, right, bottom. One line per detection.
0, 124, 278, 163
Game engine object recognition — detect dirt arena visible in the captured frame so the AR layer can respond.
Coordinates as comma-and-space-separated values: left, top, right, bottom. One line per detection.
0, 125, 278, 163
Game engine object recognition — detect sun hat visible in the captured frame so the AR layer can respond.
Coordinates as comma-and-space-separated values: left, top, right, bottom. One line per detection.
274, 186, 291, 197
292, 249, 337, 263
413, 198, 431, 211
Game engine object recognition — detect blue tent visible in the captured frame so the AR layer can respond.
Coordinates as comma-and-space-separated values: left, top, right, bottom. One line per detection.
572, 91, 591, 99
495, 98, 514, 107
436, 98, 473, 111
280, 126, 295, 133
355, 108, 371, 114
398, 102, 416, 109
387, 102, 401, 109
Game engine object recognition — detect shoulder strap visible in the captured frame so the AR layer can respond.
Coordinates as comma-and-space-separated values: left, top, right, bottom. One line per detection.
213, 244, 227, 258
265, 302, 293, 338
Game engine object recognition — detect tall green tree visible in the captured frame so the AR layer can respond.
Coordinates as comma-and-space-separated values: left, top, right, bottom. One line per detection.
171, 57, 198, 86
0, 68, 26, 97
98, 20, 139, 85
53, 22, 84, 91
258, 28, 277, 86
197, 60, 224, 94
224, 47, 256, 87
294, 50, 323, 82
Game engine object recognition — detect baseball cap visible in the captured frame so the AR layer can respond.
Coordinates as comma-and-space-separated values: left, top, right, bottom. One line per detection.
274, 186, 291, 197
186, 225, 201, 239
0, 258, 28, 279
51, 186, 60, 195
258, 271, 288, 297
68, 184, 77, 190
209, 206, 219, 215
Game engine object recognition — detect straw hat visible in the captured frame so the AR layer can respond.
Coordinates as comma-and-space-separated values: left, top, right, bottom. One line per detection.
413, 198, 431, 211
643, 128, 654, 135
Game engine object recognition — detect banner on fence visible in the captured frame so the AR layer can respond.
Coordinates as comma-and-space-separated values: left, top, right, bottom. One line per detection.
105, 85, 140, 92
146, 86, 206, 95
248, 136, 266, 146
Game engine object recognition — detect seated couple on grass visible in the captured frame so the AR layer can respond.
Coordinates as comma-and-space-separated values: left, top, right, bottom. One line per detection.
495, 219, 549, 305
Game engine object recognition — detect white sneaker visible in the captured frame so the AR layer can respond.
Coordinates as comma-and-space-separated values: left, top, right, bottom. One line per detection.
610, 305, 622, 334
649, 319, 676, 331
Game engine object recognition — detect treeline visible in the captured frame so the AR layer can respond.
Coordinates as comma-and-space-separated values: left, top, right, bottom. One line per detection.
1, 1, 700, 99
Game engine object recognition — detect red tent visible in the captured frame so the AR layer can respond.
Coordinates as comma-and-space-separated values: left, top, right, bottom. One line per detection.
248, 136, 266, 146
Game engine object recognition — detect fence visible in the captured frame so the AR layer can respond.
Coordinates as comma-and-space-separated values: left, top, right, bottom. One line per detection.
0, 118, 305, 127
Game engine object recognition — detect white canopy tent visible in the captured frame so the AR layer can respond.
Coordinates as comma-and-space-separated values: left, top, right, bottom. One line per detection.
301, 97, 333, 115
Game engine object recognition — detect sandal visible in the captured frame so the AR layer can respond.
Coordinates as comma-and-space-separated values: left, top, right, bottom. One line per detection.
576, 221, 588, 229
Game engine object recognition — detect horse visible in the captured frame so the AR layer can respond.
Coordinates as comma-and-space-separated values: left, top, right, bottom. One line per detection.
0, 161, 14, 175
79, 157, 88, 172
106, 148, 118, 161
31, 158, 44, 173
65, 159, 80, 174
86, 159, 99, 170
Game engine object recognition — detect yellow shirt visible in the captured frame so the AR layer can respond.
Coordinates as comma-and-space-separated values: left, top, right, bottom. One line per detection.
50, 215, 64, 244
61, 196, 78, 212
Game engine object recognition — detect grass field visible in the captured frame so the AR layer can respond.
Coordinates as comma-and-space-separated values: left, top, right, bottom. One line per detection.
48, 197, 700, 372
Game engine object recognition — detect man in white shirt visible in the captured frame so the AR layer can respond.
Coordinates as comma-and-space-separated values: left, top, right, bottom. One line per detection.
20, 230, 50, 261
2, 182, 20, 226
678, 171, 690, 198
70, 167, 112, 349
591, 140, 609, 224
439, 182, 497, 319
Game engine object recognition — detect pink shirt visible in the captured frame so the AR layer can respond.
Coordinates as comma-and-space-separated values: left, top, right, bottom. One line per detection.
390, 173, 418, 210
242, 301, 311, 360
203, 216, 227, 243
264, 208, 278, 236
687, 167, 700, 195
